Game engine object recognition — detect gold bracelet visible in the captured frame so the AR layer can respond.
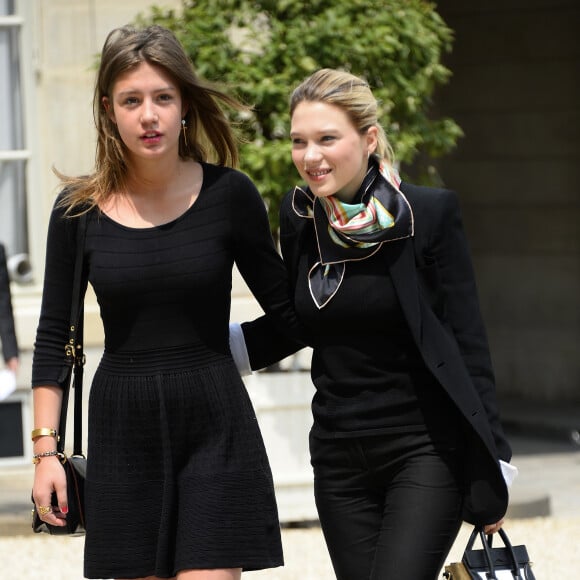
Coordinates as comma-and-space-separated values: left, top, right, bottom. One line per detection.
32, 450, 61, 465
31, 428, 57, 441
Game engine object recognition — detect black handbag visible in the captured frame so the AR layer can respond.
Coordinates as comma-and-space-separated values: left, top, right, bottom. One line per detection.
32, 212, 88, 536
443, 526, 536, 579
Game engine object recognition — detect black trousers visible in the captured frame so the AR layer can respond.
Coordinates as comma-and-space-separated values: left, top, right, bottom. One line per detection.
310, 430, 465, 580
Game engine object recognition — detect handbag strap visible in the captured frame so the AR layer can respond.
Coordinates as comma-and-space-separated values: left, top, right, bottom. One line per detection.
489, 528, 524, 579
466, 528, 498, 579
57, 212, 88, 457
466, 527, 523, 580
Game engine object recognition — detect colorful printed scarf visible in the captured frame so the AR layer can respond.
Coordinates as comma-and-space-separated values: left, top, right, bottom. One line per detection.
292, 159, 414, 308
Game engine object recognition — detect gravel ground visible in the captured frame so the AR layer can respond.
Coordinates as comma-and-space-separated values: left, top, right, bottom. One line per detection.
0, 516, 577, 579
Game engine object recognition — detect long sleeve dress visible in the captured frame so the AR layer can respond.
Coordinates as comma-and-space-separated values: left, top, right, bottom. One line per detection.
32, 163, 298, 579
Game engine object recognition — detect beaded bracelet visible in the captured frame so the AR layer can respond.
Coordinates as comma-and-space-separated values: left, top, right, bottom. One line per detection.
32, 450, 61, 465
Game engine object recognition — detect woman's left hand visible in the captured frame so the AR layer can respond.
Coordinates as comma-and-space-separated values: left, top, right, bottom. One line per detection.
483, 518, 504, 534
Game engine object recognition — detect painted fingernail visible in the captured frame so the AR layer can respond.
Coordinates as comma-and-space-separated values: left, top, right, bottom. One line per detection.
61, 506, 69, 514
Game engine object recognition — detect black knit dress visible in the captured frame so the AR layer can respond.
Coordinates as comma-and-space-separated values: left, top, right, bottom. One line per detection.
32, 164, 296, 579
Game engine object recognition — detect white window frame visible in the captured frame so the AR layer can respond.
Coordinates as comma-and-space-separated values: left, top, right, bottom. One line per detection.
1, 2, 42, 289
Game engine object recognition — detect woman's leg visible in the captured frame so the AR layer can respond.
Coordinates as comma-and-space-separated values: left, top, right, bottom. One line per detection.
117, 576, 174, 580
117, 568, 241, 580
117, 576, 175, 580
368, 433, 464, 580
311, 432, 464, 580
178, 569, 241, 579
310, 435, 385, 580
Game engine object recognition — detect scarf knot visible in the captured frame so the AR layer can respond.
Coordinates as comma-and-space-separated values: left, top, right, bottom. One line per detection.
292, 159, 414, 308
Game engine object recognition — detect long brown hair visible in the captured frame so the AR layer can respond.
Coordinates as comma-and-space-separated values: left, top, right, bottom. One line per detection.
58, 24, 248, 214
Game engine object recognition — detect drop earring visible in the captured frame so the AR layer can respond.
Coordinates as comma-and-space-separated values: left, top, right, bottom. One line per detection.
181, 118, 188, 148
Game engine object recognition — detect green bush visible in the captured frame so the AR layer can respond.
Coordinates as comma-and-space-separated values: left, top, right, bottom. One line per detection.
139, 0, 462, 235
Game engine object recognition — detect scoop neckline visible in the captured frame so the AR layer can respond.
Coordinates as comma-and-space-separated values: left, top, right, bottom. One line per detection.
98, 164, 206, 231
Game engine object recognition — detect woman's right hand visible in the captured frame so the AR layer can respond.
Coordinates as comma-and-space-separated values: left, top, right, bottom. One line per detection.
32, 456, 69, 527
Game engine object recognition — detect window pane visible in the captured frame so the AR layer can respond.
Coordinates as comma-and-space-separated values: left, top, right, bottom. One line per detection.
0, 4, 28, 279
0, 160, 27, 256
0, 0, 15, 17
0, 27, 23, 150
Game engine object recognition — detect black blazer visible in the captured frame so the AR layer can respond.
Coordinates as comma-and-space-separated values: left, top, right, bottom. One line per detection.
0, 244, 19, 363
242, 182, 511, 525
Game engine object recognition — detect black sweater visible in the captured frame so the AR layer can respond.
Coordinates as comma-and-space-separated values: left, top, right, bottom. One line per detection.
32, 163, 299, 387
293, 244, 455, 437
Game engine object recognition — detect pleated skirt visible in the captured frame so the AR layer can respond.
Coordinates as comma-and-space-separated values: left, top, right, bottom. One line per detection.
83, 345, 283, 579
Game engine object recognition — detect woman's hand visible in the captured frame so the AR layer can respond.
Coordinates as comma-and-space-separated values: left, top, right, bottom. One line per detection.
32, 456, 69, 527
483, 518, 504, 534
5, 357, 19, 373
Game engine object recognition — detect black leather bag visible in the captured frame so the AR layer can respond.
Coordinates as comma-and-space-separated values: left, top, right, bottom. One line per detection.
444, 527, 536, 579
32, 453, 86, 535
32, 213, 87, 536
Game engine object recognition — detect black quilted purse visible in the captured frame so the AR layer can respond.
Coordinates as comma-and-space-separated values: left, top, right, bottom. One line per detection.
32, 213, 87, 536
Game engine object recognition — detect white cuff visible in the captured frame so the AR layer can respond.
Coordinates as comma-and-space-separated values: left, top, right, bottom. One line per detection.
229, 322, 252, 377
499, 460, 518, 488
0, 369, 17, 401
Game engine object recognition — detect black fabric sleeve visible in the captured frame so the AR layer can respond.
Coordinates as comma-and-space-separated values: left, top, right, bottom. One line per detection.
429, 189, 511, 461
235, 185, 306, 370
31, 198, 88, 388
0, 244, 19, 361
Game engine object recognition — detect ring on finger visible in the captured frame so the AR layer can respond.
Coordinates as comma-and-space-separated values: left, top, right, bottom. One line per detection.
37, 505, 53, 516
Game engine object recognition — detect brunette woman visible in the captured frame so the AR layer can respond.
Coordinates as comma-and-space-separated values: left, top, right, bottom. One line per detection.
31, 25, 299, 580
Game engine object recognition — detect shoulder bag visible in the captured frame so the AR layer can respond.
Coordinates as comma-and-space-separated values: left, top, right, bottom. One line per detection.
32, 212, 88, 536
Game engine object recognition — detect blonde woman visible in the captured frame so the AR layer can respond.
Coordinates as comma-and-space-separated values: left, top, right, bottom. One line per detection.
238, 69, 517, 580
